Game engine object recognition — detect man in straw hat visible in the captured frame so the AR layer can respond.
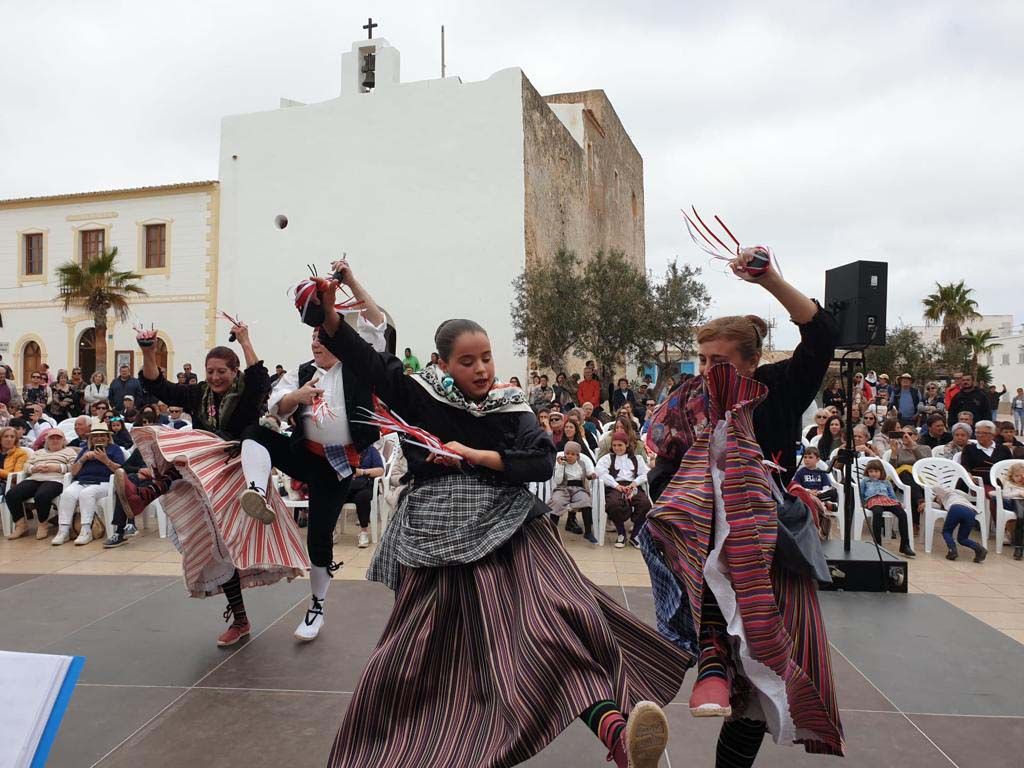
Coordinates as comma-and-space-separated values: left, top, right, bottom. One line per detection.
52, 419, 124, 546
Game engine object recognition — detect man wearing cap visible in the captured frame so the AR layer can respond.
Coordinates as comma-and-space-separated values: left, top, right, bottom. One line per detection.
894, 373, 921, 427
121, 394, 139, 422
52, 420, 124, 546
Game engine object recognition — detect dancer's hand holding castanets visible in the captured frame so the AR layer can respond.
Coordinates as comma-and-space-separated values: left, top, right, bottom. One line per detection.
135, 327, 159, 348
229, 321, 250, 346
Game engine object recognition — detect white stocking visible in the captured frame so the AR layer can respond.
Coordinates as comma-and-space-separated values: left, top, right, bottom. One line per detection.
240, 439, 272, 495
310, 565, 331, 601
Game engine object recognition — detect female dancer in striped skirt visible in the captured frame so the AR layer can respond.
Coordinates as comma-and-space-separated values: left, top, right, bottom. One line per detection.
121, 322, 308, 647
642, 247, 845, 766
306, 280, 689, 768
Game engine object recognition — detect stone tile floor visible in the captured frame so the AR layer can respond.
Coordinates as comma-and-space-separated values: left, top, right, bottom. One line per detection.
2, 510, 1023, 642
1, 511, 1022, 766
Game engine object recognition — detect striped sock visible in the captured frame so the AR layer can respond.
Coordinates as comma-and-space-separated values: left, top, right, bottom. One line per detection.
716, 718, 766, 768
699, 590, 729, 682
222, 570, 247, 624
580, 700, 626, 759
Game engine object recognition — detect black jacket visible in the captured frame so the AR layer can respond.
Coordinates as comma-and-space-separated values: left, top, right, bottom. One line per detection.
139, 364, 270, 441
950, 387, 990, 427
318, 320, 554, 485
649, 305, 838, 500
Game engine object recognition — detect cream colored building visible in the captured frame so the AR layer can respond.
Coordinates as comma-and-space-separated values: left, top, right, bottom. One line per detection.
0, 182, 219, 383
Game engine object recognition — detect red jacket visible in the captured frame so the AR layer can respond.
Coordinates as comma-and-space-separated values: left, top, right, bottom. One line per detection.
577, 379, 602, 408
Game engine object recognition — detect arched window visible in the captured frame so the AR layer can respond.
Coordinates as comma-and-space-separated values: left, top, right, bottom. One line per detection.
22, 341, 41, 384
78, 328, 96, 380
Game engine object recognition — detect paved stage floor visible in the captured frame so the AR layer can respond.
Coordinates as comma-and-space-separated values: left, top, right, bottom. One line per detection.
2, 565, 1022, 767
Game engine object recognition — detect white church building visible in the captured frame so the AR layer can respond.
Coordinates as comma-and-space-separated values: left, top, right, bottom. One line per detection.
0, 35, 644, 383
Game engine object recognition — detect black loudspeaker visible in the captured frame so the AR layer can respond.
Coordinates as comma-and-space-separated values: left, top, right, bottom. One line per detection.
824, 260, 888, 348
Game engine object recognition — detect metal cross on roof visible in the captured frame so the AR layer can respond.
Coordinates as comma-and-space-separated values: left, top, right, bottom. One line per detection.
363, 17, 378, 39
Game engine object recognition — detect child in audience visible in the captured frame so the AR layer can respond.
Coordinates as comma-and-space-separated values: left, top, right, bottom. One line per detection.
596, 430, 651, 548
932, 485, 987, 563
791, 447, 837, 508
858, 459, 915, 557
1001, 461, 1024, 560
548, 441, 598, 543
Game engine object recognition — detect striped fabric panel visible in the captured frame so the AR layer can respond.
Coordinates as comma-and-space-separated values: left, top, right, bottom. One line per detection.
328, 517, 689, 768
133, 427, 309, 597
646, 364, 844, 755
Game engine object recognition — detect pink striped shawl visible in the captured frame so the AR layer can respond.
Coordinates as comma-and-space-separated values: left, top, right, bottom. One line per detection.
133, 426, 309, 597
647, 364, 844, 755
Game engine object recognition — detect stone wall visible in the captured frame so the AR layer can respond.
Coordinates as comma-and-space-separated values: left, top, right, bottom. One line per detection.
522, 80, 645, 271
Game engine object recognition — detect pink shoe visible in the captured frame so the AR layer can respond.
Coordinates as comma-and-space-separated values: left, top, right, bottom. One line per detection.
689, 677, 732, 717
216, 619, 251, 647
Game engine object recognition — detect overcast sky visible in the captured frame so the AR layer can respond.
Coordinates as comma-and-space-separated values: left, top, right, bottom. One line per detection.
3, 0, 1021, 347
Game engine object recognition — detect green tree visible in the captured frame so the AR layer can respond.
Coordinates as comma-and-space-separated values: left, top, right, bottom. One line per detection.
864, 325, 936, 384
576, 249, 653, 382
922, 281, 982, 348
510, 248, 587, 371
646, 259, 710, 380
961, 328, 998, 379
55, 247, 147, 377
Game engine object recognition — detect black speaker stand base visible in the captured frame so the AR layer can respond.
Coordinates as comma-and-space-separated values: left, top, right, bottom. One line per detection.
819, 539, 909, 593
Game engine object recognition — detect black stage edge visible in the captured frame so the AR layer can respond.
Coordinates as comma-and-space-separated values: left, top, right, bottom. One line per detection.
820, 539, 908, 593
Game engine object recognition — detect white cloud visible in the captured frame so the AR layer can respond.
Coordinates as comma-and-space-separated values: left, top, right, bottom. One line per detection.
2, 0, 1021, 348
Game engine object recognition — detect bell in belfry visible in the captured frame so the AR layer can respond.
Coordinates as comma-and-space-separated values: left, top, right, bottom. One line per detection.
361, 52, 376, 90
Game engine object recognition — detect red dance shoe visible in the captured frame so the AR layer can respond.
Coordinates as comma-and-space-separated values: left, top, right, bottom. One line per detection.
216, 619, 251, 648
689, 676, 732, 718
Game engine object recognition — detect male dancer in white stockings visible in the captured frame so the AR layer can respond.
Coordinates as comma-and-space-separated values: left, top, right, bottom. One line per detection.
238, 260, 386, 641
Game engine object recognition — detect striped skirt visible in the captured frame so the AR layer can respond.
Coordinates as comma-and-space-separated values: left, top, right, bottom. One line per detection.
133, 426, 309, 597
328, 517, 690, 768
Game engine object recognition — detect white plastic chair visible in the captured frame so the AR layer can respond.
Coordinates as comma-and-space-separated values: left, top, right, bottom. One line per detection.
989, 459, 1023, 554
912, 457, 987, 554
813, 460, 846, 542
851, 457, 911, 543
0, 469, 73, 537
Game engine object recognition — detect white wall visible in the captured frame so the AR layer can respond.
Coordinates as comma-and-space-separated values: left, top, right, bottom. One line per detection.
217, 67, 528, 379
0, 189, 215, 381
988, 334, 1024, 407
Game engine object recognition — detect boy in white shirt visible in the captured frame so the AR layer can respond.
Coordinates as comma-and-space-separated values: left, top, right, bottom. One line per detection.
548, 441, 598, 543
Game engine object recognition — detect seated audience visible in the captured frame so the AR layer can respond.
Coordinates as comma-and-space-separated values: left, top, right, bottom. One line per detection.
932, 485, 987, 563
920, 414, 952, 448
22, 371, 50, 407
47, 371, 77, 421
0, 426, 29, 503
4, 429, 77, 540
344, 445, 385, 549
888, 424, 932, 527
548, 441, 597, 543
52, 421, 124, 546
859, 459, 915, 557
1000, 462, 1024, 560
933, 422, 973, 460
596, 430, 651, 549
791, 447, 836, 507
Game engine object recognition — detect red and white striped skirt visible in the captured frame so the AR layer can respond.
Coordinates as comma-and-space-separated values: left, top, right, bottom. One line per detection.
133, 426, 309, 597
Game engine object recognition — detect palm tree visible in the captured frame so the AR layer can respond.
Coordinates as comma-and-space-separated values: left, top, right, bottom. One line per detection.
961, 328, 998, 378
55, 247, 147, 377
922, 281, 981, 347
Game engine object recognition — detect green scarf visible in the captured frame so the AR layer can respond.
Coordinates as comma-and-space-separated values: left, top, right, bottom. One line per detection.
200, 374, 245, 432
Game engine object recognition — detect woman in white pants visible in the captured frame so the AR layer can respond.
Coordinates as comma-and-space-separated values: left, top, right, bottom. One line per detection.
53, 420, 123, 546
